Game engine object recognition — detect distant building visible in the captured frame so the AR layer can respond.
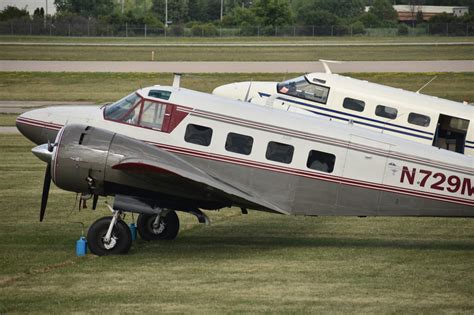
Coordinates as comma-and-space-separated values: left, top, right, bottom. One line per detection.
394, 5, 469, 22
365, 5, 469, 22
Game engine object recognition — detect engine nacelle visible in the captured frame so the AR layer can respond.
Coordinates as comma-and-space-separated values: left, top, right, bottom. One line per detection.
51, 124, 114, 195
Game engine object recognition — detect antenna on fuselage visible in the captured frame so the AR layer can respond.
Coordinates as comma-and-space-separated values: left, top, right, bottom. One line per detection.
173, 73, 183, 88
244, 80, 253, 102
319, 59, 343, 74
416, 75, 438, 94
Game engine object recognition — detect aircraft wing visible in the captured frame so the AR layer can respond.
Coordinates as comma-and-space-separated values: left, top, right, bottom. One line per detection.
112, 152, 290, 215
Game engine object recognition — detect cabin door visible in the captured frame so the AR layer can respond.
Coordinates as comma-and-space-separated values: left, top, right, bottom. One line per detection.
338, 135, 390, 214
432, 114, 469, 154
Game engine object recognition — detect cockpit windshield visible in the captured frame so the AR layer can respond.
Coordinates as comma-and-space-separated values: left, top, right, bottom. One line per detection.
277, 76, 330, 104
104, 93, 141, 121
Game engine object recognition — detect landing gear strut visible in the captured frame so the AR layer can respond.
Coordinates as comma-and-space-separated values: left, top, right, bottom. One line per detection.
137, 210, 180, 241
87, 211, 132, 256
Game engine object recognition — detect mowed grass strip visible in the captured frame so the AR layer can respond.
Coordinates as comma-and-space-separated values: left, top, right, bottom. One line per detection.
0, 72, 472, 104
0, 44, 473, 61
2, 35, 474, 44
0, 134, 473, 313
0, 114, 17, 126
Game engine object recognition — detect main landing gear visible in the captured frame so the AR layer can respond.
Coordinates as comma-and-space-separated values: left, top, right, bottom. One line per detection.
87, 207, 181, 256
137, 211, 180, 241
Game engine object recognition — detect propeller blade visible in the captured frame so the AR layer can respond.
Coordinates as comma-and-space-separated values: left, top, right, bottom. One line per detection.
92, 194, 99, 210
40, 163, 52, 222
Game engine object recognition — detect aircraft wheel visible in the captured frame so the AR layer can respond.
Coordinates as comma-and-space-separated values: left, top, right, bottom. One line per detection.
137, 211, 180, 241
87, 216, 132, 256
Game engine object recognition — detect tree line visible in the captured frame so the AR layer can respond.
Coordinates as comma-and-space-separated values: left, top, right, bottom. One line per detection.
1, 0, 473, 30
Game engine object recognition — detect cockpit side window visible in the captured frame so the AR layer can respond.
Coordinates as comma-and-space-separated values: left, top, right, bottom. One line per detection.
140, 101, 167, 129
104, 93, 141, 123
277, 76, 329, 104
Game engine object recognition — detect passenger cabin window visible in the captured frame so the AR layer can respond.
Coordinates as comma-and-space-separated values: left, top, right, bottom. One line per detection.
343, 97, 365, 112
140, 101, 166, 129
265, 141, 294, 164
408, 113, 430, 127
375, 105, 398, 120
104, 93, 141, 122
277, 76, 329, 104
306, 150, 336, 173
184, 124, 213, 146
148, 90, 171, 100
225, 133, 253, 155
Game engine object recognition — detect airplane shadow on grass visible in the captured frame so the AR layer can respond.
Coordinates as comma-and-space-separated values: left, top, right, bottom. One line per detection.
132, 220, 474, 257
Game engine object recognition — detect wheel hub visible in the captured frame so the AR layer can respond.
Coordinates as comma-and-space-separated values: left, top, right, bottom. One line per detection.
152, 219, 166, 234
102, 235, 117, 249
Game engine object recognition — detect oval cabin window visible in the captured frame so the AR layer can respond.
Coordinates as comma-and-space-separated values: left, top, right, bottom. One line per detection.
375, 105, 398, 120
343, 97, 365, 112
408, 113, 430, 127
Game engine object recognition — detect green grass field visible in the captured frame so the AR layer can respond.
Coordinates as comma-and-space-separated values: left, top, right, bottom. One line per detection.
0, 72, 472, 104
0, 114, 16, 126
1, 44, 473, 61
0, 134, 473, 313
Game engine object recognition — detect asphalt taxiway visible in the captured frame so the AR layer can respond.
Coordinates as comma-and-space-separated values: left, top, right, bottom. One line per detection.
1, 60, 472, 73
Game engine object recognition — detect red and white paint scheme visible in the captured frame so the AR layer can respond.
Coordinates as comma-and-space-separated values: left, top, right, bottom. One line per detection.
17, 82, 473, 216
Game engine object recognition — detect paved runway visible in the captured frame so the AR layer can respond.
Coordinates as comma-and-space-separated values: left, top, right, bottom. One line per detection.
0, 127, 18, 134
1, 60, 473, 73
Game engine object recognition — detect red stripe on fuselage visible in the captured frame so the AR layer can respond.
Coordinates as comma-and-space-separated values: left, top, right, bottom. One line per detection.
18, 119, 473, 207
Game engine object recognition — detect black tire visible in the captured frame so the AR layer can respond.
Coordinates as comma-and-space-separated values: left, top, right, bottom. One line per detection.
87, 216, 132, 256
137, 211, 180, 241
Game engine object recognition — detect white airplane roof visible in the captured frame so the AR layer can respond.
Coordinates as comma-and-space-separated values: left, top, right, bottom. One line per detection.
137, 85, 472, 168
305, 72, 474, 119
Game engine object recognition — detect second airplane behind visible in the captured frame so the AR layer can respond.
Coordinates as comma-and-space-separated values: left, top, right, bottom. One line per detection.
213, 72, 474, 156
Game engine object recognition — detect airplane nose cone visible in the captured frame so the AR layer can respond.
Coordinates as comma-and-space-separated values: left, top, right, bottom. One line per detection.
212, 82, 250, 101
16, 105, 101, 145
16, 108, 64, 144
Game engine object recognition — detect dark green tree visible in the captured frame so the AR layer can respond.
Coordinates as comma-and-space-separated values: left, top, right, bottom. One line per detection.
221, 6, 257, 26
54, 0, 115, 17
252, 0, 292, 26
0, 6, 29, 21
292, 0, 364, 20
369, 0, 398, 22
188, 0, 209, 21
151, 0, 188, 24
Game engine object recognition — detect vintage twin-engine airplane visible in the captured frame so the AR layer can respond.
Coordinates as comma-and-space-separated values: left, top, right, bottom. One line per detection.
213, 72, 474, 156
16, 79, 473, 256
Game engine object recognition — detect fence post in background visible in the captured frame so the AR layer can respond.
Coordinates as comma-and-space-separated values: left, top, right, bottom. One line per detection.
29, 22, 32, 35
144, 24, 147, 37
350, 25, 353, 37
87, 19, 90, 36
312, 25, 314, 37
446, 23, 448, 36
126, 23, 128, 37
68, 23, 71, 36
10, 22, 13, 35
293, 25, 296, 36
257, 26, 260, 37
331, 25, 334, 36
427, 23, 430, 35
466, 24, 469, 36
49, 22, 52, 36
275, 26, 277, 36
219, 27, 222, 37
